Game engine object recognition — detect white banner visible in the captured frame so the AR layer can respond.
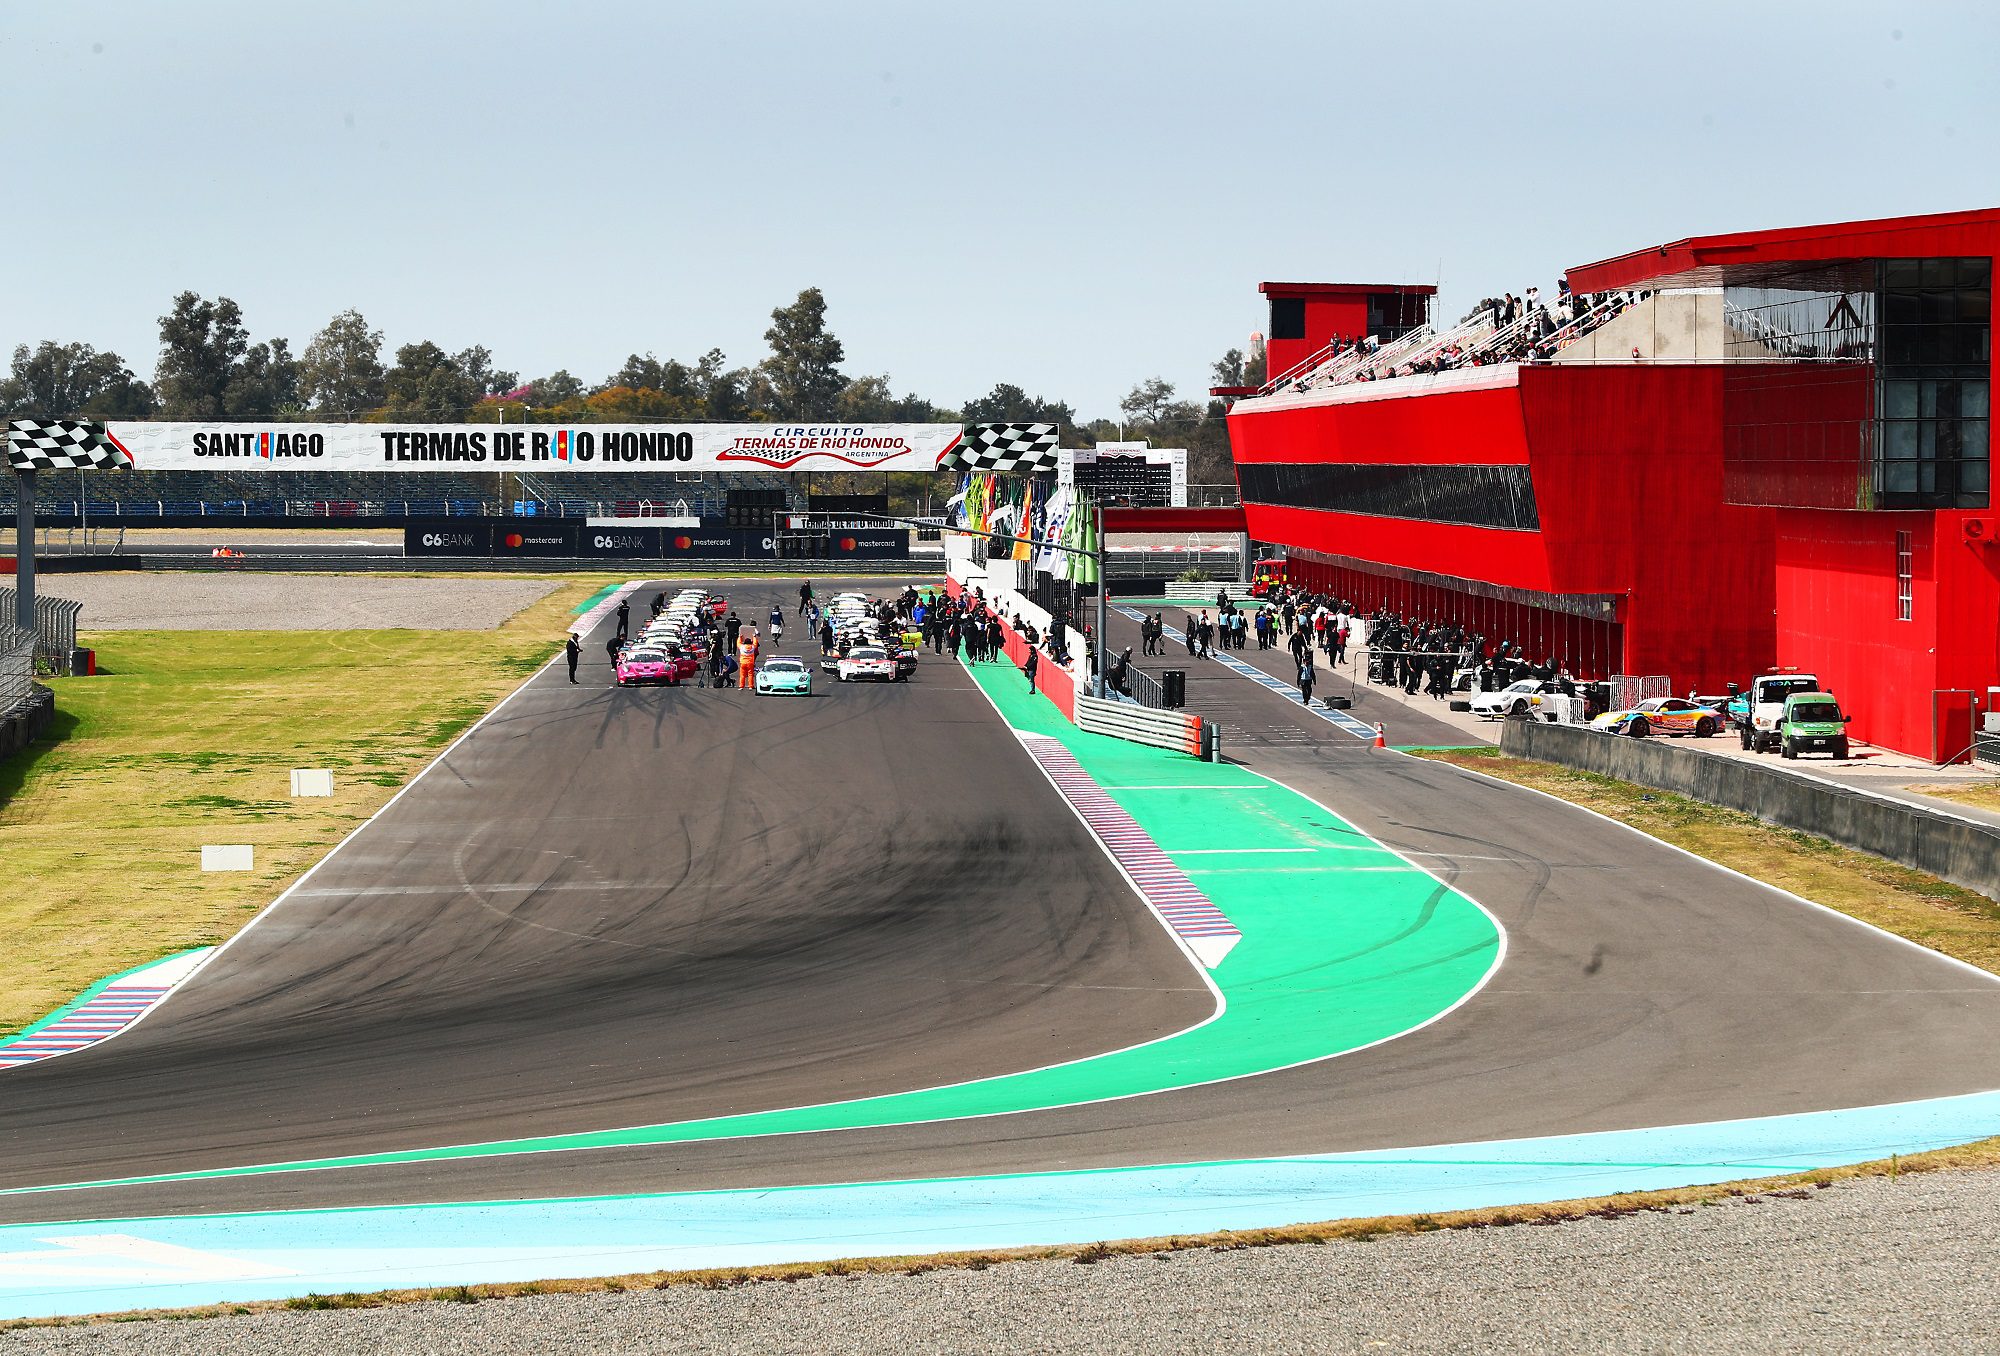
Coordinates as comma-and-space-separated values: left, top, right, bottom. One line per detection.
101, 422, 966, 473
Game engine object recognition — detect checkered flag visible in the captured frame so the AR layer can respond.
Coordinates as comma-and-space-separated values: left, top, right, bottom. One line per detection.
6, 419, 132, 472
944, 422, 1061, 473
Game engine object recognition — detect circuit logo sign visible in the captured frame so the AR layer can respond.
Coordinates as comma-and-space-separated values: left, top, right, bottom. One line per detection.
716, 426, 925, 470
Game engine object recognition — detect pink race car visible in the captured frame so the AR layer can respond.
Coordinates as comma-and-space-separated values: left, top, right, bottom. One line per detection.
615, 646, 686, 687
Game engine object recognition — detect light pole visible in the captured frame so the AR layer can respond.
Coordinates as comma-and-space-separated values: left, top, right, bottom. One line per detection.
13, 470, 36, 633
1093, 493, 1107, 699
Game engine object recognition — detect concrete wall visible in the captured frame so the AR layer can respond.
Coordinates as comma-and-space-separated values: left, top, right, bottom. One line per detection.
0, 686, 55, 769
1499, 720, 2000, 902
1549, 291, 1731, 363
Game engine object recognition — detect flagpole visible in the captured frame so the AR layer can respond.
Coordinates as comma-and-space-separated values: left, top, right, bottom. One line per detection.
1093, 493, 1107, 700
14, 470, 35, 633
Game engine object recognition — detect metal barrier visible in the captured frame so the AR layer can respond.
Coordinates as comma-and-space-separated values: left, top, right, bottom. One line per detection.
0, 589, 82, 675
0, 626, 33, 717
1121, 663, 1166, 711
1976, 732, 2000, 769
1076, 692, 1216, 760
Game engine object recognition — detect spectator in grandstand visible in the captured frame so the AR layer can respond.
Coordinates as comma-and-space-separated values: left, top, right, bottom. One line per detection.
566, 633, 581, 684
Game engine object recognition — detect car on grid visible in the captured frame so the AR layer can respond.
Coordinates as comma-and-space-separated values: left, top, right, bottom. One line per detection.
755, 655, 814, 696
614, 647, 676, 687
1590, 695, 1722, 739
835, 645, 899, 683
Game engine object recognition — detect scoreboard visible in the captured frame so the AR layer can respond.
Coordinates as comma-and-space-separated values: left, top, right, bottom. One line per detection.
1059, 443, 1187, 507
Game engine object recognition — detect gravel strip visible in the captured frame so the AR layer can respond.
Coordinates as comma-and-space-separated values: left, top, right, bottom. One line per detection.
43, 574, 562, 631
10, 1166, 2000, 1354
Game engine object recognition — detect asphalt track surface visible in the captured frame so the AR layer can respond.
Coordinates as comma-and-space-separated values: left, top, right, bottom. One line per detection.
3, 578, 1998, 1227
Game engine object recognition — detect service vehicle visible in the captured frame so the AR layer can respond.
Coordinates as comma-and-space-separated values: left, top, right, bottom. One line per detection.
1777, 692, 1851, 760
755, 655, 814, 696
1737, 671, 1822, 752
614, 647, 676, 687
834, 645, 899, 683
1469, 678, 1562, 720
1249, 559, 1285, 597
1590, 695, 1721, 739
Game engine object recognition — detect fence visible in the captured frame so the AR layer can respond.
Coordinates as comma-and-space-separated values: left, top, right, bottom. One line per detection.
1608, 674, 1673, 710
1076, 693, 1215, 759
0, 626, 33, 717
0, 589, 84, 675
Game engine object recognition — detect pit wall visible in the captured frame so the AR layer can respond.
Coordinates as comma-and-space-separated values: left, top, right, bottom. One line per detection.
1500, 719, 2000, 902
941, 565, 1081, 723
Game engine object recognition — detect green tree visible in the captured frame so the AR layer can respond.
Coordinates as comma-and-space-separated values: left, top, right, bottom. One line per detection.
836, 374, 953, 423
382, 340, 479, 420
0, 341, 153, 418
1210, 348, 1246, 388
299, 309, 387, 417
1118, 376, 1187, 428
225, 338, 300, 419
525, 370, 585, 406
960, 382, 1075, 427
153, 292, 249, 419
454, 345, 518, 398
759, 287, 846, 418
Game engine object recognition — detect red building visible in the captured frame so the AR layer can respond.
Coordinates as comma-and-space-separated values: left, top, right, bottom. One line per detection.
1227, 209, 1998, 761
1257, 281, 1435, 386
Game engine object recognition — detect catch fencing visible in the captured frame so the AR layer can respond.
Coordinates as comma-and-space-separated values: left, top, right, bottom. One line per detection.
0, 589, 83, 675
0, 626, 33, 717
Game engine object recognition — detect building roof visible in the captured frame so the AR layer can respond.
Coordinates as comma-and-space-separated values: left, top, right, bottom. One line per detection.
1566, 206, 2000, 294
1259, 281, 1437, 297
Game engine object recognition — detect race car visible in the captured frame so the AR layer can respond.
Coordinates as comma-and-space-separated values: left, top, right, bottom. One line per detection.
614, 647, 678, 687
833, 645, 899, 682
755, 655, 813, 696
1590, 695, 1721, 738
1468, 678, 1562, 720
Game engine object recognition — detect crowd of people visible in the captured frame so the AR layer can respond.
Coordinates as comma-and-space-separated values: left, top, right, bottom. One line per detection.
1280, 279, 1653, 389
1138, 581, 1586, 709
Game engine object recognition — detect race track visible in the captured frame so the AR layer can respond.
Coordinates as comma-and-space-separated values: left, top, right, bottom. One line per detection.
2, 578, 1997, 1233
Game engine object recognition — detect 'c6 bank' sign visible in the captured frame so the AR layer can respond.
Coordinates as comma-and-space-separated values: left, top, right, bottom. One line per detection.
102, 423, 968, 473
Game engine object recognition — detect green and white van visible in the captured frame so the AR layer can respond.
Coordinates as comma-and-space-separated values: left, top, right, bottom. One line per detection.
1778, 692, 1851, 760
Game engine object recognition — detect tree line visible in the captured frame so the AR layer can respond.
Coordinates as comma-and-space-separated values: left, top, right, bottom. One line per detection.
1, 287, 1257, 486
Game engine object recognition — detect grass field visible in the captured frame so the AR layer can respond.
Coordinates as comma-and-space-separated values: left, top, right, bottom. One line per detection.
1413, 747, 2000, 976
1904, 780, 2000, 813
0, 578, 620, 1037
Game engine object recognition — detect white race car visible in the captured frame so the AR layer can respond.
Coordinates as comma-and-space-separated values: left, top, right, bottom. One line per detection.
835, 645, 897, 683
1468, 678, 1561, 721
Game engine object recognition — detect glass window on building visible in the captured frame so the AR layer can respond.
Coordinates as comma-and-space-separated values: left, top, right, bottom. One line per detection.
1876, 257, 1990, 509
1269, 297, 1306, 341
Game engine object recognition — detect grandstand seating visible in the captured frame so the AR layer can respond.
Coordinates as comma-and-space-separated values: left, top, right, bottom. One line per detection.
0, 469, 807, 521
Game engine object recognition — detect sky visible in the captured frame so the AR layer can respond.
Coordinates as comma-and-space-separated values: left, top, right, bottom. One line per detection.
4, 0, 1996, 420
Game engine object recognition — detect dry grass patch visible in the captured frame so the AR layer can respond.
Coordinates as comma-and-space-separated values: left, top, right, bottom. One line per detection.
0, 579, 617, 1035
1903, 780, 2000, 814
1413, 747, 2000, 975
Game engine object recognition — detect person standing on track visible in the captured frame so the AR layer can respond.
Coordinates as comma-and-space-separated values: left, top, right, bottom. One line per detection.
605, 631, 622, 671
565, 632, 581, 684
616, 598, 630, 642
1298, 649, 1316, 706
769, 604, 785, 645
725, 609, 742, 654
1025, 645, 1040, 695
798, 580, 814, 617
708, 635, 728, 689
736, 626, 759, 690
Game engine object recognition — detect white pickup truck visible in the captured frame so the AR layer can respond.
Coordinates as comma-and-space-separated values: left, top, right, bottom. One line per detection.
1737, 671, 1822, 753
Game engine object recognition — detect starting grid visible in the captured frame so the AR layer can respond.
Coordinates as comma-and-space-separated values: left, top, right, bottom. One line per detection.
1113, 605, 1381, 741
